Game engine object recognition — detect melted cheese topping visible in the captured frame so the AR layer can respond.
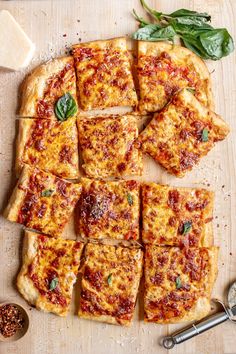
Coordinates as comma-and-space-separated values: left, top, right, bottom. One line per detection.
142, 183, 214, 247
77, 115, 143, 178
136, 89, 229, 177
138, 42, 211, 113
27, 233, 83, 313
72, 38, 137, 110
19, 118, 79, 178
16, 165, 81, 236
79, 243, 143, 326
78, 178, 140, 241
144, 246, 218, 323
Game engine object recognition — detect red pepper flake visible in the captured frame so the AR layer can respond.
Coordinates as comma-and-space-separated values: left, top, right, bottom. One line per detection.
0, 304, 25, 338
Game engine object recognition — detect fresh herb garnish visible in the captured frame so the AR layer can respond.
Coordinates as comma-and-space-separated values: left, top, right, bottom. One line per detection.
127, 193, 133, 206
41, 189, 54, 197
49, 277, 59, 291
107, 274, 113, 286
132, 0, 234, 60
55, 92, 77, 121
201, 128, 209, 142
182, 221, 192, 235
187, 87, 196, 95
175, 276, 182, 289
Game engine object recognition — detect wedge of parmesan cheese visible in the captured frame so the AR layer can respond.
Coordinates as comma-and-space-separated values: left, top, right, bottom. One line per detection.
0, 10, 35, 71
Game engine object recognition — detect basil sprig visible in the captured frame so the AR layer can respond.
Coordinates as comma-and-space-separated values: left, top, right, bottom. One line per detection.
49, 277, 59, 291
55, 92, 78, 121
41, 189, 54, 197
132, 0, 234, 60
175, 276, 182, 289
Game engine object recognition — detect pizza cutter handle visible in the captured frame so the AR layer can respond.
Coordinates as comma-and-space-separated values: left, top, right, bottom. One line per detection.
162, 310, 230, 349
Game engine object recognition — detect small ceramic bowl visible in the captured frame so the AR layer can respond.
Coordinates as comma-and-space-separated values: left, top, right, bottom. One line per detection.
0, 302, 29, 342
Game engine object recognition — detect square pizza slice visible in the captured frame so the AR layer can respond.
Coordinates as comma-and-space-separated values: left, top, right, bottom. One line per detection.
142, 183, 214, 247
72, 37, 138, 111
77, 178, 140, 241
77, 115, 143, 178
79, 243, 143, 326
135, 89, 230, 177
137, 41, 214, 114
16, 118, 79, 179
19, 56, 78, 119
4, 165, 82, 237
17, 231, 84, 316
144, 245, 218, 323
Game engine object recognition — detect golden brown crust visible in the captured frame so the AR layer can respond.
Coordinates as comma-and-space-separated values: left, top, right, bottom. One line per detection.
144, 245, 218, 323
17, 231, 84, 316
72, 37, 137, 111
137, 41, 214, 113
79, 243, 143, 326
77, 115, 143, 178
19, 56, 77, 119
16, 118, 79, 179
142, 183, 214, 247
4, 164, 82, 237
136, 89, 230, 177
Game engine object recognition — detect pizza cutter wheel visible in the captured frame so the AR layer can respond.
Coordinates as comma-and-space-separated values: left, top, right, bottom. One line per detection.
162, 281, 236, 349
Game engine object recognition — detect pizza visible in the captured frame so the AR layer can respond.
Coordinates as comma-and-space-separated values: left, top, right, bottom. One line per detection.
144, 245, 218, 323
16, 118, 79, 179
137, 41, 214, 114
77, 115, 143, 178
72, 37, 138, 111
79, 243, 143, 326
142, 183, 214, 247
19, 56, 78, 119
4, 165, 82, 237
135, 89, 230, 177
17, 231, 84, 316
77, 178, 140, 241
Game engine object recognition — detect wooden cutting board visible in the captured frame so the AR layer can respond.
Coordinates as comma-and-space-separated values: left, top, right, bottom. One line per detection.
0, 1, 236, 353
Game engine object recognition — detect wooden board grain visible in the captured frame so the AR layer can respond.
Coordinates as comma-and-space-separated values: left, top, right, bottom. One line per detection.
0, 1, 236, 354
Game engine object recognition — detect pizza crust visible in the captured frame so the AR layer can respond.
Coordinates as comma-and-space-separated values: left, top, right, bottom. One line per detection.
19, 56, 76, 118
138, 41, 214, 113
15, 119, 33, 176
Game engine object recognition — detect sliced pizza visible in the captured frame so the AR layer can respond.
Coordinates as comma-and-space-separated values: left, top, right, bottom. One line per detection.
16, 118, 79, 179
19, 56, 78, 119
144, 245, 218, 323
72, 37, 138, 111
77, 178, 140, 241
77, 115, 143, 178
4, 165, 82, 237
79, 243, 143, 326
137, 41, 214, 113
142, 183, 214, 247
17, 231, 84, 316
135, 89, 230, 177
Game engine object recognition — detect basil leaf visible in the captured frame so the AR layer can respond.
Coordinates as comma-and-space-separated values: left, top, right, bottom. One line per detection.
41, 189, 54, 197
169, 9, 211, 21
182, 36, 211, 60
199, 29, 234, 60
55, 93, 78, 121
107, 274, 112, 286
201, 128, 209, 142
151, 25, 176, 41
187, 87, 196, 95
133, 24, 176, 41
127, 193, 133, 206
182, 221, 192, 235
132, 24, 162, 40
49, 277, 58, 291
171, 16, 213, 28
175, 276, 182, 289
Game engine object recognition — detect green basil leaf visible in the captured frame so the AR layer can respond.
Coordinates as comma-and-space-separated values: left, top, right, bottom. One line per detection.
182, 221, 192, 235
127, 193, 133, 206
151, 25, 176, 40
199, 29, 234, 60
107, 274, 112, 286
171, 16, 213, 28
132, 24, 162, 40
169, 9, 211, 21
182, 36, 211, 60
132, 24, 175, 41
187, 87, 196, 95
41, 189, 54, 197
49, 277, 59, 291
55, 92, 78, 121
201, 128, 209, 142
175, 276, 182, 289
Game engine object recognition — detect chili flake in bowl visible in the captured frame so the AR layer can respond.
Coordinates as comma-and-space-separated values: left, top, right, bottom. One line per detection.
0, 303, 29, 342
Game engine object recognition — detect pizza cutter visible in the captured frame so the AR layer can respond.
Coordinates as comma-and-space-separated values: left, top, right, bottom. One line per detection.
162, 281, 236, 349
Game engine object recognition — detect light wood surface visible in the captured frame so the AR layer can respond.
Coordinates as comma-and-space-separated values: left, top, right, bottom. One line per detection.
0, 1, 236, 353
